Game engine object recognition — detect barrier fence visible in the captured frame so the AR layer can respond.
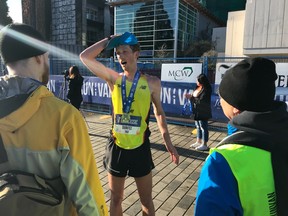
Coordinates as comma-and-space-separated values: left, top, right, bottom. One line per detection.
2, 56, 288, 124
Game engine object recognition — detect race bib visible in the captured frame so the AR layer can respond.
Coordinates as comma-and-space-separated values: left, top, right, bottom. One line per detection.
114, 114, 142, 135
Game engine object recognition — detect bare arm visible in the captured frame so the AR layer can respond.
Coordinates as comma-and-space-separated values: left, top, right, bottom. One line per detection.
79, 37, 119, 88
148, 76, 179, 165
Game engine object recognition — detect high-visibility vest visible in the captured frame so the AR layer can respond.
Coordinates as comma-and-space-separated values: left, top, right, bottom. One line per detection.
211, 144, 277, 216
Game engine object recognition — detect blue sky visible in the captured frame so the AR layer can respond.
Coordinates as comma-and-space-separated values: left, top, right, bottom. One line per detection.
7, 0, 22, 23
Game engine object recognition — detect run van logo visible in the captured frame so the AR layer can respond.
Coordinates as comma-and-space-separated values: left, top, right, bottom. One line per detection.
168, 67, 193, 81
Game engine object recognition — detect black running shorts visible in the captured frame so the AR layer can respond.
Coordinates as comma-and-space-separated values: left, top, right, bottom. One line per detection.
103, 135, 155, 177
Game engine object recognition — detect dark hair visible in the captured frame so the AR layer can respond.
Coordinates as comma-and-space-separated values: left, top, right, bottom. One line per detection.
197, 74, 211, 91
69, 65, 81, 77
130, 43, 141, 52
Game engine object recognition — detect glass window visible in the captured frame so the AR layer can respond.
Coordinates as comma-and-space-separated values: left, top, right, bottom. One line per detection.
114, 0, 176, 58
178, 1, 198, 51
114, 0, 198, 57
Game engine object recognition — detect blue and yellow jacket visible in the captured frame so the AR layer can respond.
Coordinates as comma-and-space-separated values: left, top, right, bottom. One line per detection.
0, 75, 108, 216
195, 102, 288, 216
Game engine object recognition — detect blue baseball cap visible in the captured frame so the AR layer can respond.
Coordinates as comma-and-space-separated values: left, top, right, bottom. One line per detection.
105, 32, 138, 50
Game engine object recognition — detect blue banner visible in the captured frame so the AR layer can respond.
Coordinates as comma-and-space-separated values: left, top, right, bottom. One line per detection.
48, 75, 111, 105
160, 82, 226, 121
47, 75, 227, 121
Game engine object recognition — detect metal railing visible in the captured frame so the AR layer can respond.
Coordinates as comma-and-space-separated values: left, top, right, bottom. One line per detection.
1, 56, 288, 126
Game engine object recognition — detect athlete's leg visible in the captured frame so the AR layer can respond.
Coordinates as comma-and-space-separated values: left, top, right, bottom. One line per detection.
108, 173, 126, 216
135, 172, 155, 216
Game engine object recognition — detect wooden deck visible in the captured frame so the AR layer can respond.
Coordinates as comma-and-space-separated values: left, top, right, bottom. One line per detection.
83, 112, 227, 215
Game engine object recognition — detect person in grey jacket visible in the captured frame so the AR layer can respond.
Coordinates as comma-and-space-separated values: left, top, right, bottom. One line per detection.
0, 23, 108, 216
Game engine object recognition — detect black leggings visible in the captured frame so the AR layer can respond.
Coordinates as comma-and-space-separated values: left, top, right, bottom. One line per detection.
70, 100, 82, 110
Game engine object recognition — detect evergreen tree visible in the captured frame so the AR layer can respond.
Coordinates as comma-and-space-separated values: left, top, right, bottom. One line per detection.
0, 0, 13, 26
133, 1, 174, 57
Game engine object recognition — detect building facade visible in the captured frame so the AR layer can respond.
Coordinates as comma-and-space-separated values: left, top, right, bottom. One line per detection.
20, 0, 114, 75
21, 0, 249, 59
225, 0, 288, 57
199, 0, 246, 23
22, 0, 113, 53
243, 0, 288, 56
107, 0, 223, 58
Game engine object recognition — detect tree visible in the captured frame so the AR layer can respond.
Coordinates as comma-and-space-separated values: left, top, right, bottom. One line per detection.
0, 0, 13, 26
133, 1, 174, 57
180, 23, 215, 57
183, 40, 212, 57
202, 49, 218, 70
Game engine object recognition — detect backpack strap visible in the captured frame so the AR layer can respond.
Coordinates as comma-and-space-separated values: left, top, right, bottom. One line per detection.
0, 136, 8, 163
0, 136, 11, 173
217, 131, 288, 216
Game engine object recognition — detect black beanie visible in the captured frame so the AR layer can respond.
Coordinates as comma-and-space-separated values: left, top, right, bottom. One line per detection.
0, 23, 47, 64
219, 57, 277, 112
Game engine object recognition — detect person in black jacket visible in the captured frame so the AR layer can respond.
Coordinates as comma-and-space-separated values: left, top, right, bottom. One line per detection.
185, 74, 212, 151
66, 65, 84, 110
195, 57, 288, 216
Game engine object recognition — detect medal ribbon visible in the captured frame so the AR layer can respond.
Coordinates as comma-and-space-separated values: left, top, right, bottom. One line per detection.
121, 71, 140, 113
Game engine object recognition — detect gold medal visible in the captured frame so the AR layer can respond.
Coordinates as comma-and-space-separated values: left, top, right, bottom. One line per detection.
122, 113, 130, 123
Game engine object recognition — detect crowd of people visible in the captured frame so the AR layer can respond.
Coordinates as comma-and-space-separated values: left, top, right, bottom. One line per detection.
0, 23, 287, 216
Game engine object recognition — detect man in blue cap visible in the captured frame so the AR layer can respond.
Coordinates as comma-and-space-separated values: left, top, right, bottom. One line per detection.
80, 32, 179, 215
